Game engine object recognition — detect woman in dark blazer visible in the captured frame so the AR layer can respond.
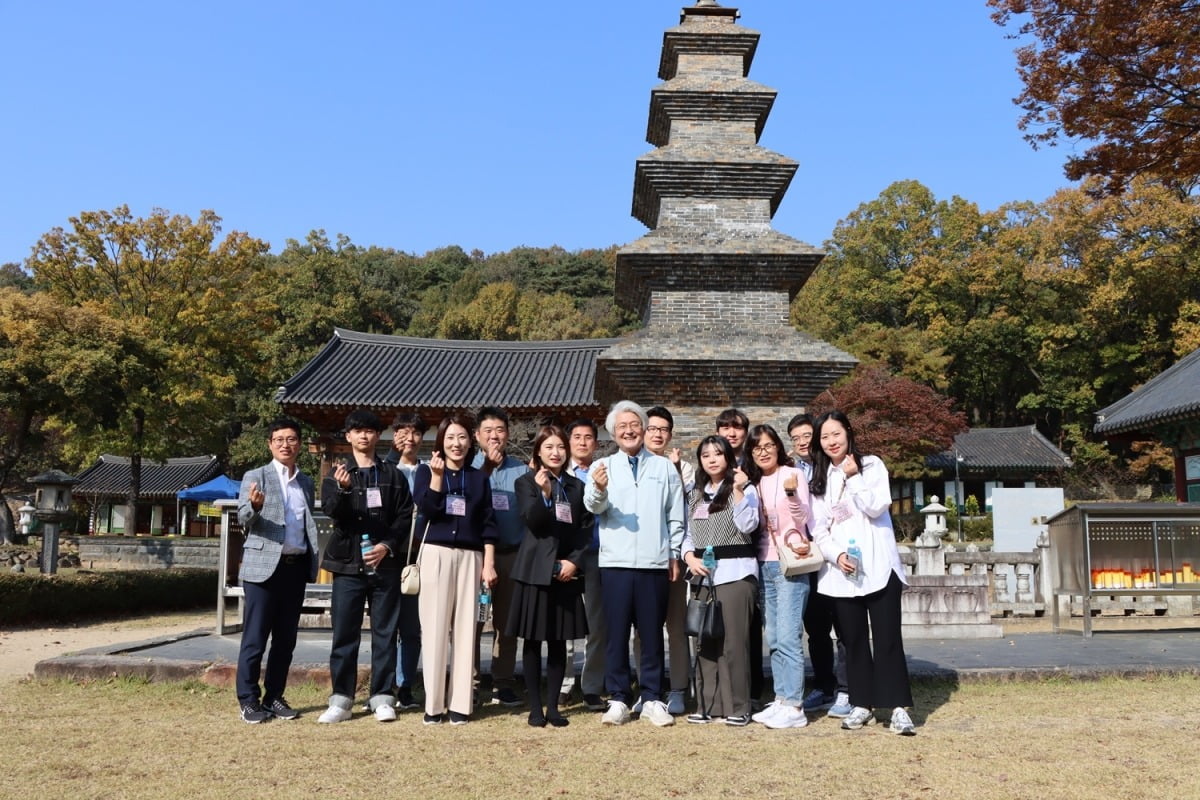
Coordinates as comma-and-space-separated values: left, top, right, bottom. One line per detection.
507, 424, 591, 727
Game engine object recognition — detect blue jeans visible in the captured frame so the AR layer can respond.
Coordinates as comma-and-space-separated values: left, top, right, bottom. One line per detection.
759, 560, 810, 706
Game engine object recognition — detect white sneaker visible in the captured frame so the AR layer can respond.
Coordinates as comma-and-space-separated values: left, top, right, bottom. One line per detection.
601, 700, 631, 726
665, 689, 686, 716
373, 704, 396, 722
841, 706, 876, 730
317, 704, 352, 724
890, 707, 916, 735
641, 700, 676, 727
751, 701, 780, 724
763, 705, 809, 729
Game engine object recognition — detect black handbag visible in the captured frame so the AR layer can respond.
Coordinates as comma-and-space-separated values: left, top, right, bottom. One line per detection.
685, 575, 724, 642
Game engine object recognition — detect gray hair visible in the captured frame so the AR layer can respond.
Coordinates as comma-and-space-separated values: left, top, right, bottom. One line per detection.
604, 400, 648, 437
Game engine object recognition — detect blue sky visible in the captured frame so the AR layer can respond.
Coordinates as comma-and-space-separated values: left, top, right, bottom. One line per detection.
0, 1, 1074, 266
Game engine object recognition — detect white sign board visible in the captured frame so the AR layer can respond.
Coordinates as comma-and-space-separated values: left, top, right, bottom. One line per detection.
992, 487, 1065, 552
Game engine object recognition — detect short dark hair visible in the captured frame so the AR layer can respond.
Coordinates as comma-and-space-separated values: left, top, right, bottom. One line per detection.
476, 406, 509, 429
267, 418, 302, 440
565, 418, 598, 438
392, 412, 428, 434
344, 409, 384, 432
645, 406, 674, 431
787, 413, 814, 435
530, 425, 568, 470
435, 412, 478, 463
715, 408, 749, 431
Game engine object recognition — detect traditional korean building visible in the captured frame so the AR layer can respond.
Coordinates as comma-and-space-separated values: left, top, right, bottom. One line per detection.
1095, 346, 1200, 502
74, 454, 222, 535
923, 426, 1073, 513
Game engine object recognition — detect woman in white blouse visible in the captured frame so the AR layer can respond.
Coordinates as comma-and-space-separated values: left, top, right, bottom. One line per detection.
680, 436, 760, 727
810, 410, 916, 736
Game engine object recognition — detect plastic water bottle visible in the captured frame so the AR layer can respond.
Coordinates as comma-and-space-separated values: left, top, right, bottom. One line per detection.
846, 538, 862, 579
360, 534, 376, 576
702, 545, 717, 573
478, 582, 491, 623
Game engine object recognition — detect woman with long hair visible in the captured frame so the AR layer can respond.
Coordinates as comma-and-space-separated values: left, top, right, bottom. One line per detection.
681, 436, 760, 726
743, 423, 814, 729
809, 410, 915, 735
507, 425, 591, 727
412, 412, 499, 726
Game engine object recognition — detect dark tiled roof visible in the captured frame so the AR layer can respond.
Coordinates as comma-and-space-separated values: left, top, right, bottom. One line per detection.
74, 455, 222, 500
1094, 347, 1200, 435
276, 328, 619, 413
926, 426, 1072, 472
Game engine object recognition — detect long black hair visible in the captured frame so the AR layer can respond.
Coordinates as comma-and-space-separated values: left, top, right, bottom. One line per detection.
809, 410, 867, 497
741, 424, 789, 486
694, 435, 737, 514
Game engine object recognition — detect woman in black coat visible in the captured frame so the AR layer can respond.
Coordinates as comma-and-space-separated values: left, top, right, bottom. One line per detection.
506, 424, 591, 727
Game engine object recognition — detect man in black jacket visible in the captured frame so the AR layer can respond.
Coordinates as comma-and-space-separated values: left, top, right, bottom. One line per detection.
317, 409, 414, 723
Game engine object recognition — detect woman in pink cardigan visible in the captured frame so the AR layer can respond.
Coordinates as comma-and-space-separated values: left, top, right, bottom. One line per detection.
744, 423, 813, 729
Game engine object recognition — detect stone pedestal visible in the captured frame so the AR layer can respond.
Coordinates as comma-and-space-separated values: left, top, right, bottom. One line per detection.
901, 575, 1004, 639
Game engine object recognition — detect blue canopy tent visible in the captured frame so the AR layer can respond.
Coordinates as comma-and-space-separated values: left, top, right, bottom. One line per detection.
176, 475, 239, 536
177, 475, 239, 502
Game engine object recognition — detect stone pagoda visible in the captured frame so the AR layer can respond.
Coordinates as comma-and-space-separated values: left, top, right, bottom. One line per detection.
595, 1, 856, 441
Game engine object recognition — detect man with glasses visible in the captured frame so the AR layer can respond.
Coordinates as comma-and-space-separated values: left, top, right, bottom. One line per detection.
584, 401, 685, 727
235, 418, 320, 723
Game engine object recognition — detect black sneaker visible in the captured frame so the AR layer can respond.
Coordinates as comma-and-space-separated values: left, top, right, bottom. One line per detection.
264, 698, 300, 720
396, 687, 420, 711
423, 713, 444, 726
448, 711, 470, 725
494, 688, 521, 707
583, 693, 606, 711
240, 701, 271, 724
724, 713, 751, 727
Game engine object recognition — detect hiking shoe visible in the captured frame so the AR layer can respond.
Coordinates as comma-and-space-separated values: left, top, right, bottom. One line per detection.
724, 713, 751, 727
686, 712, 713, 724
395, 687, 420, 711
494, 688, 522, 707
374, 704, 397, 722
763, 705, 808, 729
802, 688, 835, 711
583, 694, 606, 711
601, 700, 630, 726
264, 698, 299, 720
641, 700, 675, 727
827, 692, 854, 718
840, 706, 875, 730
751, 701, 781, 724
240, 702, 271, 724
448, 711, 470, 726
666, 689, 686, 715
890, 707, 916, 736
317, 704, 353, 724
423, 713, 444, 725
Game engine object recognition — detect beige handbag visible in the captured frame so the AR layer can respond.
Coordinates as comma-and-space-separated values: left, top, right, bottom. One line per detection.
400, 515, 429, 596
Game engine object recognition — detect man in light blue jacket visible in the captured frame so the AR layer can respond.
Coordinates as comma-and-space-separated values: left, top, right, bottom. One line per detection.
584, 400, 684, 727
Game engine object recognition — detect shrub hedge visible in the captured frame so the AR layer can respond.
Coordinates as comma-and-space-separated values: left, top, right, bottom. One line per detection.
0, 569, 215, 627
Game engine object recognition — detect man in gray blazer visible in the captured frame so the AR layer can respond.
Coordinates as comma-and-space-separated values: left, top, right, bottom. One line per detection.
236, 417, 320, 723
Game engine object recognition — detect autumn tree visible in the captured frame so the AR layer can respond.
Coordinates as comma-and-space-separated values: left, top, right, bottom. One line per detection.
0, 290, 141, 542
27, 206, 272, 520
989, 0, 1200, 193
807, 366, 968, 479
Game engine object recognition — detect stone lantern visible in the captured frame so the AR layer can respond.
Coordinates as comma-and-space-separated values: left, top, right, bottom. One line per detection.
919, 495, 949, 546
30, 469, 79, 575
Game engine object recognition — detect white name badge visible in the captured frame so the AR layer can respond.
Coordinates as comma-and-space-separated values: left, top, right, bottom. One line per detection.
831, 501, 853, 524
692, 505, 709, 520
365, 487, 382, 508
555, 502, 573, 523
492, 494, 510, 512
446, 496, 467, 516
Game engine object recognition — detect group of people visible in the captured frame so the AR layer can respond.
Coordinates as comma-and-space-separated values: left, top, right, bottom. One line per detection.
231, 401, 916, 735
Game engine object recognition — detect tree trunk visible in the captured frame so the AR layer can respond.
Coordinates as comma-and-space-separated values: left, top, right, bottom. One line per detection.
127, 407, 145, 534
0, 495, 13, 545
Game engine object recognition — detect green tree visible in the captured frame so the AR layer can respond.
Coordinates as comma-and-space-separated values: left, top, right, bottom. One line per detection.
27, 206, 272, 521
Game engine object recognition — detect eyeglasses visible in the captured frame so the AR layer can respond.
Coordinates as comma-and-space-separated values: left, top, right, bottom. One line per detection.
751, 443, 777, 455
645, 425, 670, 434
270, 436, 300, 445
615, 422, 643, 432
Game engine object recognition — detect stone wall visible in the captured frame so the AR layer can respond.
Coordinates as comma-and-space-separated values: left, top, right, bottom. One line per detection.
69, 536, 220, 570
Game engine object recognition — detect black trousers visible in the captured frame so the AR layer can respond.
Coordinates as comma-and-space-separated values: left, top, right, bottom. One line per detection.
236, 557, 308, 704
805, 571, 848, 695
831, 571, 913, 710
601, 567, 669, 705
329, 570, 402, 701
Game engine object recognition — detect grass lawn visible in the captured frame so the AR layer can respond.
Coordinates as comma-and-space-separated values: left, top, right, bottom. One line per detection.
1, 674, 1193, 799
